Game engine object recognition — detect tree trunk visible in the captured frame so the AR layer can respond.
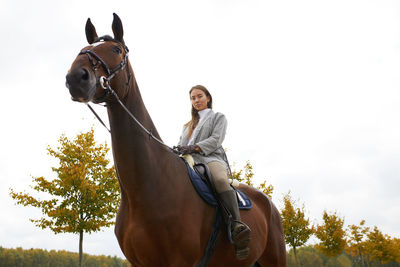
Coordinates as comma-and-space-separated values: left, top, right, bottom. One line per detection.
293, 247, 301, 267
79, 230, 83, 267
361, 255, 366, 267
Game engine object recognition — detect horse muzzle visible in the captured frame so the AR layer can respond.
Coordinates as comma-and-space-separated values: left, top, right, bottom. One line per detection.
66, 67, 97, 102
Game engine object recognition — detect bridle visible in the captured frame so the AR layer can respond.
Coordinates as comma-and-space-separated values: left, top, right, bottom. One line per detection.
79, 35, 131, 103
78, 36, 178, 153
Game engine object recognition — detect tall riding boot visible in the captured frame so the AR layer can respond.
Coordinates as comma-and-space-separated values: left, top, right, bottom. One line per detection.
219, 190, 251, 260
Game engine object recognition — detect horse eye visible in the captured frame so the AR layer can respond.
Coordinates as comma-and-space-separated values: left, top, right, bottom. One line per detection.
112, 46, 122, 54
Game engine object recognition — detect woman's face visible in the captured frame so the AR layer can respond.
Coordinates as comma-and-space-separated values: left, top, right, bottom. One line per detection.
190, 89, 210, 111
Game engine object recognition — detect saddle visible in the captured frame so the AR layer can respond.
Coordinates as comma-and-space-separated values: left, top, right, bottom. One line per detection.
183, 159, 252, 209
193, 164, 213, 188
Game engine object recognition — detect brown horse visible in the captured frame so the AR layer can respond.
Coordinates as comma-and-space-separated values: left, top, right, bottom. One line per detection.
66, 13, 286, 267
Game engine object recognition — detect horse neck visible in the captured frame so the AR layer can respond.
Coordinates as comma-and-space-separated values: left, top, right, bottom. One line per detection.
106, 71, 179, 200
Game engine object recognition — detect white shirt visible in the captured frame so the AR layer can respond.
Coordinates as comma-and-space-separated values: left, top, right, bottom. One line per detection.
188, 108, 211, 145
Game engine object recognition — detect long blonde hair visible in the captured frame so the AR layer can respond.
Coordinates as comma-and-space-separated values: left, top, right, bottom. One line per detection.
185, 85, 213, 138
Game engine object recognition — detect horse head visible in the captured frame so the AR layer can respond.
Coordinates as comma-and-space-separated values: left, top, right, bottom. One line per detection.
66, 13, 130, 103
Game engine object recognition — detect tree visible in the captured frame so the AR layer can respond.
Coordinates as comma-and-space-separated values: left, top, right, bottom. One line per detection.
314, 211, 347, 258
231, 160, 274, 198
364, 226, 400, 265
281, 192, 313, 266
10, 129, 120, 267
346, 220, 370, 267
0, 246, 130, 266
286, 246, 324, 267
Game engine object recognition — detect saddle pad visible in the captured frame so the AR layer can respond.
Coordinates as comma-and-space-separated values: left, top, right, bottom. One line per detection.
183, 160, 252, 210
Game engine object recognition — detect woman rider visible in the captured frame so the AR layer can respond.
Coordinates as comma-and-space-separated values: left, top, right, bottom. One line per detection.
177, 85, 251, 260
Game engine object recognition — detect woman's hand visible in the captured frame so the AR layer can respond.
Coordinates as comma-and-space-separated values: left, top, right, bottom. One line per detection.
177, 145, 200, 155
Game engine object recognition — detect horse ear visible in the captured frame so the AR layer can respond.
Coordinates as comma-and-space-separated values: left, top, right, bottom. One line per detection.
112, 13, 125, 44
85, 18, 98, 44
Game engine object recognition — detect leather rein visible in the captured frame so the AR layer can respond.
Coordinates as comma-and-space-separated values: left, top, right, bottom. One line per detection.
80, 37, 235, 186
79, 36, 178, 153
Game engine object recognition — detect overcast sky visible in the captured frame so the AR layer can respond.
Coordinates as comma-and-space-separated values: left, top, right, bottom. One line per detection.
1, 0, 399, 259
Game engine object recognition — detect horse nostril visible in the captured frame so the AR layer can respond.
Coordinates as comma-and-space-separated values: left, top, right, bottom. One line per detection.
66, 68, 90, 85
80, 68, 89, 81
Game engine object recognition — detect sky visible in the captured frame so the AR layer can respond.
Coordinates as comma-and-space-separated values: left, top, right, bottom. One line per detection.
1, 0, 400, 259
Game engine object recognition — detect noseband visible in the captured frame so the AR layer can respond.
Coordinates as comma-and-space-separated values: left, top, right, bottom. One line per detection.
79, 35, 131, 102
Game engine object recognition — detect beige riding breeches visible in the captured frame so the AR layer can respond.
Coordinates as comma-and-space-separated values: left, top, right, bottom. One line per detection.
207, 161, 232, 193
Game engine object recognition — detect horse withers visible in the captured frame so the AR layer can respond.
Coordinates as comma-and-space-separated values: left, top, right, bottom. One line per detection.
66, 13, 286, 267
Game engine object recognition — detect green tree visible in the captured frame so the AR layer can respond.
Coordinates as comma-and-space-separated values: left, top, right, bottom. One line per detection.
281, 192, 313, 266
0, 246, 130, 266
314, 211, 347, 258
287, 246, 324, 267
231, 160, 274, 198
325, 253, 353, 267
10, 129, 120, 267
